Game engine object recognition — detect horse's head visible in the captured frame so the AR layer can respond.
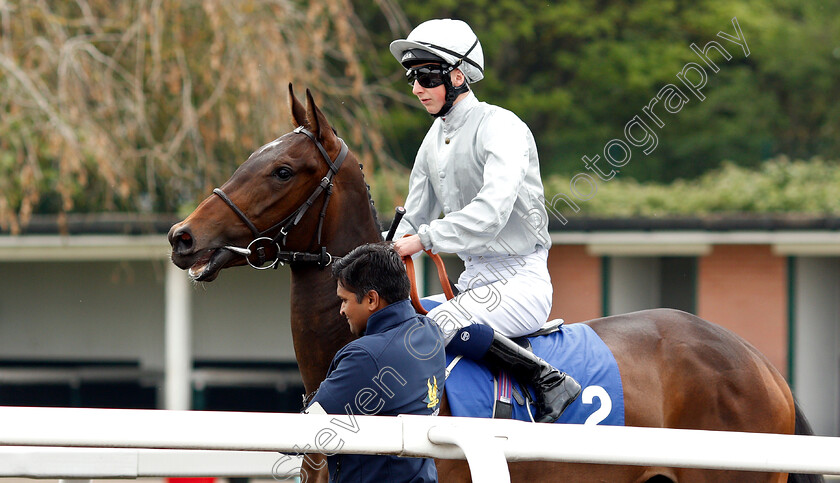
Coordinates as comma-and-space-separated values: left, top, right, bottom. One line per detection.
169, 84, 364, 281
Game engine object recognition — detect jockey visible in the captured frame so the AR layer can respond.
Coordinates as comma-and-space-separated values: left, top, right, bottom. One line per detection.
389, 18, 582, 423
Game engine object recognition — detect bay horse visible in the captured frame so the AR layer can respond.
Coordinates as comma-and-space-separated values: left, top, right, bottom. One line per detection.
168, 85, 821, 483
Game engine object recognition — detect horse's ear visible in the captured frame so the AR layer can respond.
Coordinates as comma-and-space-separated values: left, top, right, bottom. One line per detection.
288, 83, 308, 128
305, 88, 335, 142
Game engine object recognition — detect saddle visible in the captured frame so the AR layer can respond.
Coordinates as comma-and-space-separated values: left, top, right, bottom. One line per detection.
514, 318, 565, 349
442, 320, 626, 425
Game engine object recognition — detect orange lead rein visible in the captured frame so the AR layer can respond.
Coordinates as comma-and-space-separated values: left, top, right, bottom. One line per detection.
402, 243, 455, 315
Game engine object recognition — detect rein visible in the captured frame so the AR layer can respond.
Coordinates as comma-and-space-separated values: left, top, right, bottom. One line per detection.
403, 248, 456, 315
213, 125, 348, 269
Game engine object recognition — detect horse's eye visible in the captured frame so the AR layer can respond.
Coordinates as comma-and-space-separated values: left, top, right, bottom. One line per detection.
273, 167, 293, 180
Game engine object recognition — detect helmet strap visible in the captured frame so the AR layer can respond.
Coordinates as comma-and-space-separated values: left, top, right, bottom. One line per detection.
431, 68, 470, 118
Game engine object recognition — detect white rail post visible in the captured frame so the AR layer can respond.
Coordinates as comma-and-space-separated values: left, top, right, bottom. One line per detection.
427, 425, 510, 483
165, 263, 192, 410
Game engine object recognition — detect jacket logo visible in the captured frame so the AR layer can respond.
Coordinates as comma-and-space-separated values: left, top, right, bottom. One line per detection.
424, 376, 439, 408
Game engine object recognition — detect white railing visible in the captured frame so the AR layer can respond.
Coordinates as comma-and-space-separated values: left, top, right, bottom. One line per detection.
1, 406, 839, 482
0, 447, 302, 479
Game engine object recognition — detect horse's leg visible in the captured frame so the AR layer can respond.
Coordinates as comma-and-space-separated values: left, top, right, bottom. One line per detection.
298, 454, 329, 483
589, 308, 795, 482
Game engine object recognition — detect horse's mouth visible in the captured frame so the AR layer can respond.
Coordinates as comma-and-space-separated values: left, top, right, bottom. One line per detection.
187, 248, 236, 282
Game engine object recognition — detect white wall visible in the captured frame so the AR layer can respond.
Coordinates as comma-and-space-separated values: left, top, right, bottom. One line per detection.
0, 260, 166, 368
608, 257, 661, 315
793, 257, 840, 436
0, 261, 297, 370
190, 266, 295, 364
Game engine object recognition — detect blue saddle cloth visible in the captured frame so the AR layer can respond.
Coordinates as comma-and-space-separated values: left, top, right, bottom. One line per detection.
444, 323, 625, 425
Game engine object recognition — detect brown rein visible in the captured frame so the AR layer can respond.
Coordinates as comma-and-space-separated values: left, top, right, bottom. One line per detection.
402, 244, 456, 315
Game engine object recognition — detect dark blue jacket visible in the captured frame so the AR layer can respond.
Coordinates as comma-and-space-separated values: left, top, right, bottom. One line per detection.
308, 299, 445, 482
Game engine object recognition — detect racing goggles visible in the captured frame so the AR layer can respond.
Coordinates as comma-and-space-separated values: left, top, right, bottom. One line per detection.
405, 64, 454, 88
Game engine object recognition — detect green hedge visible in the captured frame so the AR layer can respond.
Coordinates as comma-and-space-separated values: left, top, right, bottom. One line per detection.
543, 157, 840, 216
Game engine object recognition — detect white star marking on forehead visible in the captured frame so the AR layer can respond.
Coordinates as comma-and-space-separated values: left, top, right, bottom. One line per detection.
257, 138, 283, 156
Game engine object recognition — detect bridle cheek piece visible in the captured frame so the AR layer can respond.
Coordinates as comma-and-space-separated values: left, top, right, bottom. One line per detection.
212, 126, 349, 269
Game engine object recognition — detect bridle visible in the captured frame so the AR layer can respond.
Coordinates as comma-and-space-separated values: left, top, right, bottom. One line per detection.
211, 125, 457, 315
212, 125, 349, 269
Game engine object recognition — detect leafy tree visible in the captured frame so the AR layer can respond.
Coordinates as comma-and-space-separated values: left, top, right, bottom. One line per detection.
0, 0, 409, 233
381, 0, 840, 182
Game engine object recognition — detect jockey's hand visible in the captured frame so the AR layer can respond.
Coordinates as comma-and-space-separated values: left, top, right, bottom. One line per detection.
393, 234, 424, 258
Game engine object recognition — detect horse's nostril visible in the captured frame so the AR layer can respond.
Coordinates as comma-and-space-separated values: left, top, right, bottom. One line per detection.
169, 226, 195, 253
178, 233, 193, 252
179, 234, 193, 251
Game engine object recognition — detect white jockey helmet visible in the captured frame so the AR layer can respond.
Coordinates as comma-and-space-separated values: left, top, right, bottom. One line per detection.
389, 19, 485, 83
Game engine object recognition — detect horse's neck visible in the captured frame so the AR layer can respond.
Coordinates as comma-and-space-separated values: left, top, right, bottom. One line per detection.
289, 267, 353, 393
289, 187, 382, 394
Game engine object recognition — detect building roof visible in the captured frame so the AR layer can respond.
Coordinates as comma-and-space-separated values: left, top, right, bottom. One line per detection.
2, 213, 839, 260
553, 215, 840, 232
3, 213, 181, 236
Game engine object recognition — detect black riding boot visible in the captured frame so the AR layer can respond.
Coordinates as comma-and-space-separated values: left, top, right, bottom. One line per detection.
483, 331, 582, 423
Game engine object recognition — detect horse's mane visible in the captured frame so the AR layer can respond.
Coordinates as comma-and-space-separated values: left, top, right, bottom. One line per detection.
357, 162, 382, 238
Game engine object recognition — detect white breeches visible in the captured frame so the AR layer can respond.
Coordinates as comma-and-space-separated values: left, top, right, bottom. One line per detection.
426, 247, 553, 344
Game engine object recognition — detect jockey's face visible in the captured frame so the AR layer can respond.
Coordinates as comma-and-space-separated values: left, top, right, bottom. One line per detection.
410, 63, 464, 115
